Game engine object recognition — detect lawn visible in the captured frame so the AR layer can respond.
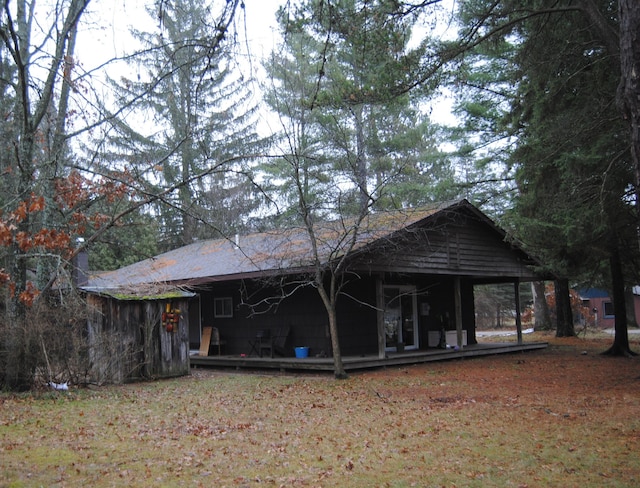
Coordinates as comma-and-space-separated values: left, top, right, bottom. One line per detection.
1, 332, 639, 487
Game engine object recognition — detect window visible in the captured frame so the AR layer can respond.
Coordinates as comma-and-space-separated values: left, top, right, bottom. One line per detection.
603, 301, 614, 318
214, 297, 233, 318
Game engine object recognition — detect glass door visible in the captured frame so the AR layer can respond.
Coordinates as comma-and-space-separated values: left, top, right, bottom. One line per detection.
383, 286, 418, 351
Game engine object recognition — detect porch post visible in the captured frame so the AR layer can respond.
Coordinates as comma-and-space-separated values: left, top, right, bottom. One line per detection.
454, 276, 463, 348
514, 279, 523, 344
376, 277, 386, 358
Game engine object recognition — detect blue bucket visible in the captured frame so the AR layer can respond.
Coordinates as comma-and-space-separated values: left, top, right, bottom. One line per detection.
295, 347, 309, 358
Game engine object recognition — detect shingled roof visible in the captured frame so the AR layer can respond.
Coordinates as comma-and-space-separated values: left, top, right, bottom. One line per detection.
84, 200, 495, 294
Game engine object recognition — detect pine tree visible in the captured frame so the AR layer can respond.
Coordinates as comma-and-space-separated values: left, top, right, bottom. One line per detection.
453, 1, 637, 351
105, 0, 264, 250
263, 0, 449, 220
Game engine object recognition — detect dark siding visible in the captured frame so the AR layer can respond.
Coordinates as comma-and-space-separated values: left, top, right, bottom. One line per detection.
336, 279, 378, 356
354, 215, 539, 280
198, 274, 479, 357
188, 295, 201, 348
197, 278, 379, 357
199, 282, 329, 357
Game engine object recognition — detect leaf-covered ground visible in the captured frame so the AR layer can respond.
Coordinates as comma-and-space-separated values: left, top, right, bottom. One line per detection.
1, 332, 639, 487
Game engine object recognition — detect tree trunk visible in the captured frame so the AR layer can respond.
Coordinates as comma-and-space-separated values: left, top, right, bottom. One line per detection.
617, 0, 640, 238
625, 286, 638, 328
37, 19, 79, 290
514, 280, 523, 344
316, 275, 347, 379
603, 235, 637, 356
353, 103, 369, 208
326, 304, 347, 379
532, 281, 553, 330
555, 278, 575, 337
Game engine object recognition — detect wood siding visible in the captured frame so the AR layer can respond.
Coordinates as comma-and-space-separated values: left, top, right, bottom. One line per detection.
87, 295, 190, 383
353, 214, 539, 280
194, 275, 475, 357
197, 279, 378, 358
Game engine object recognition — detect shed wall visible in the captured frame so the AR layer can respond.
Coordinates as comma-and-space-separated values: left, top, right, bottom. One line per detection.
87, 295, 190, 383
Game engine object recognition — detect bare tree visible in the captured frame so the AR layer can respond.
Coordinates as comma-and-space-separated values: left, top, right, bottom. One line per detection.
0, 0, 247, 390
259, 0, 446, 378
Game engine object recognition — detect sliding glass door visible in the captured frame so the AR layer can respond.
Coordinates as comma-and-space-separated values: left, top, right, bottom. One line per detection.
383, 285, 418, 351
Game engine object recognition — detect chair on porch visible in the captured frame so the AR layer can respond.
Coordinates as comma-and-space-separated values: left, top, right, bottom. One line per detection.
210, 327, 226, 356
272, 326, 290, 356
248, 329, 272, 357
249, 327, 290, 358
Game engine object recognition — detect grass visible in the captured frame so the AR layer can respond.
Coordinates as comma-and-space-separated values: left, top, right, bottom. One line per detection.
1, 332, 639, 487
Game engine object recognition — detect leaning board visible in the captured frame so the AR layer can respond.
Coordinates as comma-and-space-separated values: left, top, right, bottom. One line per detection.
199, 327, 212, 356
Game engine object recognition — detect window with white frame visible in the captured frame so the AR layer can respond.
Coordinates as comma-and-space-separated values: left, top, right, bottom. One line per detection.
214, 297, 233, 318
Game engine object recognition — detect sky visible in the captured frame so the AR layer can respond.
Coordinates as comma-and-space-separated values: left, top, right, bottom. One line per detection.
242, 0, 285, 55
74, 0, 455, 131
70, 0, 287, 138
78, 0, 284, 70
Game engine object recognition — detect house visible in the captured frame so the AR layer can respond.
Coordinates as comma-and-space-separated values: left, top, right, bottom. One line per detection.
578, 287, 640, 329
83, 199, 547, 381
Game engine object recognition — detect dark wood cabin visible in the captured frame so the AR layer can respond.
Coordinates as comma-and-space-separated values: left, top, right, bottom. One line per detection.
84, 200, 546, 376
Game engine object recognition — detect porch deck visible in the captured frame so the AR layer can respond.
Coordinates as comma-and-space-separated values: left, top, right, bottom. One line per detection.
189, 341, 548, 373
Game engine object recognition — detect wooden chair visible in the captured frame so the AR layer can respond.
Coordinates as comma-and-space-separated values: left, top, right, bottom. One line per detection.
272, 326, 290, 357
256, 329, 272, 357
252, 326, 290, 358
210, 327, 226, 355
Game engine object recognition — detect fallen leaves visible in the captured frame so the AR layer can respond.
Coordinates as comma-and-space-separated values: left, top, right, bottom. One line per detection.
1, 335, 640, 486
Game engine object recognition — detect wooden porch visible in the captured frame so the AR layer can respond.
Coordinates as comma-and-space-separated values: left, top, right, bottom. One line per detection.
189, 341, 548, 373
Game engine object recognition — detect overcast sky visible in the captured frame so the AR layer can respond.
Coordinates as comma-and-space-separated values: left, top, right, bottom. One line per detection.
77, 0, 283, 69
73, 0, 454, 130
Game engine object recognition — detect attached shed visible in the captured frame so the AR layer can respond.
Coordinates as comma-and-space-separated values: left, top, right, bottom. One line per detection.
85, 200, 547, 372
85, 290, 193, 383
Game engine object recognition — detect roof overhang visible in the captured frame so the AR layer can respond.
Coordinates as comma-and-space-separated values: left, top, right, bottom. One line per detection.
83, 287, 196, 301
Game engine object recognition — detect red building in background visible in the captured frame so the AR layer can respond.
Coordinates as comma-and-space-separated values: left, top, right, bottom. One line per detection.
578, 288, 640, 329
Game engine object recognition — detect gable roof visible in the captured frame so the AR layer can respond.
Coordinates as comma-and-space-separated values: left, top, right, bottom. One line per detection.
84, 200, 538, 293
